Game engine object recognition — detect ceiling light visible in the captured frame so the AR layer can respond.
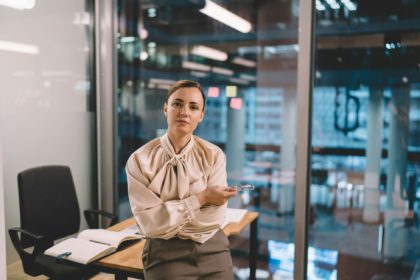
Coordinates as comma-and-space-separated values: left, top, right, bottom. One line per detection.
232, 57, 256, 68
182, 61, 211, 71
120, 36, 136, 43
149, 78, 176, 85
40, 70, 72, 77
340, 0, 356, 11
265, 44, 299, 54
73, 12, 90, 25
0, 40, 39, 54
212, 67, 233, 76
140, 51, 149, 61
200, 0, 252, 33
240, 74, 256, 81
229, 77, 249, 85
238, 46, 262, 55
157, 84, 171, 90
12, 71, 34, 77
191, 45, 228, 61
316, 0, 326, 11
190, 71, 208, 78
0, 0, 35, 10
148, 8, 156, 18
325, 0, 340, 10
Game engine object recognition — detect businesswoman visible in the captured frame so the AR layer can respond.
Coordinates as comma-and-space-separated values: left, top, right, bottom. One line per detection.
126, 80, 237, 279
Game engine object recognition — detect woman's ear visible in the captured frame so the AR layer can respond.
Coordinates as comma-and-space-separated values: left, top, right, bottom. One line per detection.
199, 109, 205, 123
163, 102, 168, 117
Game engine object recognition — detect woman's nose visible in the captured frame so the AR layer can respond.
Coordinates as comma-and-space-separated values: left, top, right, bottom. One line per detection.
179, 105, 189, 115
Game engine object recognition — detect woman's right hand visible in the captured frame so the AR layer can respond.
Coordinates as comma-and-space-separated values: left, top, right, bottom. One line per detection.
196, 186, 237, 206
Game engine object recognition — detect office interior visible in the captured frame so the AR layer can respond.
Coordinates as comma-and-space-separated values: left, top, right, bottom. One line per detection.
1, 0, 420, 279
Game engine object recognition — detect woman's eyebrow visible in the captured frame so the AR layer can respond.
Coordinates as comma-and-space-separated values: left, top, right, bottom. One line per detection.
173, 99, 201, 106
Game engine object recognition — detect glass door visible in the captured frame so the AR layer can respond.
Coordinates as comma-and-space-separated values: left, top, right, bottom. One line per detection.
0, 0, 97, 266
308, 1, 420, 279
116, 0, 301, 277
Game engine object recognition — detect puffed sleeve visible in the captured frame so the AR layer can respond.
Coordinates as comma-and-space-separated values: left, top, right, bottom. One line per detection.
207, 149, 228, 187
126, 154, 201, 239
189, 148, 228, 229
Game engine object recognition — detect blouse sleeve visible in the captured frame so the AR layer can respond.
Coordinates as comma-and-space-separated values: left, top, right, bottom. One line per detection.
207, 150, 228, 187
191, 149, 228, 227
126, 155, 201, 239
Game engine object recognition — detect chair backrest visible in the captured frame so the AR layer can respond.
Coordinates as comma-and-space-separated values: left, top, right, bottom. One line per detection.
18, 165, 81, 248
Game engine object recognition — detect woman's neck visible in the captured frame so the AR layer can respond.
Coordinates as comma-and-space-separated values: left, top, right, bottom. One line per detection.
167, 130, 192, 154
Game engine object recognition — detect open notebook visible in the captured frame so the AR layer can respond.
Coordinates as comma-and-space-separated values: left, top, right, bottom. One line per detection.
222, 208, 248, 228
44, 229, 141, 265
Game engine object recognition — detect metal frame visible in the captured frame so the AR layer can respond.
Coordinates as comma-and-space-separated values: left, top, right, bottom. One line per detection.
95, 0, 118, 218
93, 0, 316, 277
0, 140, 6, 279
294, 0, 315, 279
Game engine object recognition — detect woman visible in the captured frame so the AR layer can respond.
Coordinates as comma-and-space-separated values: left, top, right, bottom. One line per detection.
126, 80, 237, 279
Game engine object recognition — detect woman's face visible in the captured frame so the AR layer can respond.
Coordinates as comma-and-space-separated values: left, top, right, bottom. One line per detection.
164, 87, 205, 137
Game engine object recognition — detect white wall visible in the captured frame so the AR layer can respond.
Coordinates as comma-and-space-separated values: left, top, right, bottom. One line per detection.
0, 0, 95, 264
0, 138, 7, 280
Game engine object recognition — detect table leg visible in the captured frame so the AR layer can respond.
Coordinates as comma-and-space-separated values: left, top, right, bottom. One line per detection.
115, 272, 128, 280
254, 188, 261, 208
249, 217, 258, 280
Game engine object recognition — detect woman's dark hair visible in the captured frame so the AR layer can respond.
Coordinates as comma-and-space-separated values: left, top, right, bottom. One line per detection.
166, 80, 206, 110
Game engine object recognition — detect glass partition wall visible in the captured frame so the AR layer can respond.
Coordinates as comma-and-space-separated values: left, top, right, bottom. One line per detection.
115, 0, 420, 279
116, 0, 300, 278
1, 0, 97, 267
309, 1, 420, 279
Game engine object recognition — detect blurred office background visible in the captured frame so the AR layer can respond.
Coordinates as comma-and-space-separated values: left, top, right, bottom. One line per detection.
1, 0, 420, 279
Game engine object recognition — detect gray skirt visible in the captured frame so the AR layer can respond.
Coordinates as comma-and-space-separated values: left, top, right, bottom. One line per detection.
142, 230, 233, 280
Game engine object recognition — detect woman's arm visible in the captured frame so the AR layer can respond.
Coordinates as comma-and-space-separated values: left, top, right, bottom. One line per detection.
193, 148, 236, 205
126, 157, 201, 239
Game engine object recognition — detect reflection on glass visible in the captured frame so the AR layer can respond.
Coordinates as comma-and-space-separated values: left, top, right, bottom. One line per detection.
117, 0, 299, 278
268, 240, 338, 280
310, 1, 420, 279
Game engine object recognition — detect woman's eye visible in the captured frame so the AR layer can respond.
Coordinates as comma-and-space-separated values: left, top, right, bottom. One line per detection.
191, 106, 199, 111
172, 102, 182, 107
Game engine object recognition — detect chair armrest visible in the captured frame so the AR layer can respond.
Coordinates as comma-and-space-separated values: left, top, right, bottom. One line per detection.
8, 227, 51, 259
84, 209, 118, 229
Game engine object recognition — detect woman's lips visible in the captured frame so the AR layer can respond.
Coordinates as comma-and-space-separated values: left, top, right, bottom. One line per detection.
176, 120, 190, 125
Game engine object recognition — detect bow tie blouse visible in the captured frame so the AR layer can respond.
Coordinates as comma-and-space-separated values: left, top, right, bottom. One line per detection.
126, 133, 228, 243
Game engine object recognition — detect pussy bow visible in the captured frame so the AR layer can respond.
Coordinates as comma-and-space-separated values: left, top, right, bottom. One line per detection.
147, 134, 202, 201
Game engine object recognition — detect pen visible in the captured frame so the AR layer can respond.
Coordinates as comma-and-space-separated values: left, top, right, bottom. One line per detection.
89, 240, 111, 246
57, 251, 72, 259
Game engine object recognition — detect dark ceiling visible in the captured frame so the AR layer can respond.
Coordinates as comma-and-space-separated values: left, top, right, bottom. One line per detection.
117, 0, 420, 87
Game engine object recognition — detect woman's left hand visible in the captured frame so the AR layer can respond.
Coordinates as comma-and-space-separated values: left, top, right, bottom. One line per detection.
196, 186, 237, 206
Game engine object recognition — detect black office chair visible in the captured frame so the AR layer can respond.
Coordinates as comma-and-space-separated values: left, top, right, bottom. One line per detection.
8, 165, 118, 280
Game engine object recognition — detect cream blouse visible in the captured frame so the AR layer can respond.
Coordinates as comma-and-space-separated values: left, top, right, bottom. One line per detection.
126, 133, 228, 244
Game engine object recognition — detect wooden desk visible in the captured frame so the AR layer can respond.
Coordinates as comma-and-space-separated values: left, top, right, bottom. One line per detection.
92, 211, 259, 280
